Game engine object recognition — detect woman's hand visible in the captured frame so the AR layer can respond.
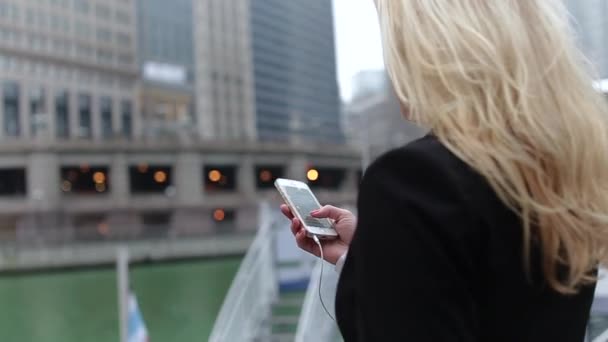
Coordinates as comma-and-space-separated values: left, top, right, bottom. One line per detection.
280, 204, 357, 264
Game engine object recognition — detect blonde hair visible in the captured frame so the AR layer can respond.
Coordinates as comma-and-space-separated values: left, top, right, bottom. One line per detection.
377, 0, 608, 293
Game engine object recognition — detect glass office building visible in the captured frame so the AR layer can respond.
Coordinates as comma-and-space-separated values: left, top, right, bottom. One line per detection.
250, 0, 343, 144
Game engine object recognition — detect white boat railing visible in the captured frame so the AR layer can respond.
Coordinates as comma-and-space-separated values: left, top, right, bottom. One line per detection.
208, 202, 278, 342
295, 260, 343, 342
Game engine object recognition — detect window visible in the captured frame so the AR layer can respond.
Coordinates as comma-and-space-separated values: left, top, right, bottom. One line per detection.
129, 165, 172, 194
61, 166, 110, 194
115, 10, 130, 25
116, 32, 131, 47
212, 208, 236, 228
3, 81, 20, 137
97, 49, 113, 64
96, 28, 112, 43
121, 100, 132, 138
74, 0, 89, 14
95, 4, 110, 19
204, 165, 237, 192
55, 90, 69, 139
307, 167, 346, 190
100, 97, 112, 138
140, 211, 172, 238
0, 169, 26, 195
75, 21, 91, 39
255, 166, 284, 190
29, 87, 45, 137
117, 53, 133, 66
72, 213, 109, 241
77, 94, 91, 138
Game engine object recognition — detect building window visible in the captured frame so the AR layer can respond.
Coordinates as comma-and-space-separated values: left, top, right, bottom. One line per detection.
61, 166, 110, 194
72, 213, 109, 241
78, 94, 91, 138
141, 211, 172, 238
0, 169, 26, 196
97, 49, 113, 64
129, 165, 172, 194
100, 97, 113, 139
115, 10, 130, 25
307, 167, 346, 190
55, 90, 69, 139
95, 4, 110, 19
96, 28, 112, 43
255, 165, 284, 190
29, 87, 46, 137
3, 81, 20, 137
116, 32, 131, 47
121, 100, 132, 138
204, 165, 237, 192
212, 208, 236, 228
74, 0, 90, 14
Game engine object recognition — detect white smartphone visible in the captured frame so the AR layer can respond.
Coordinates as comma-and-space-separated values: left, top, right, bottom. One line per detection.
274, 178, 338, 239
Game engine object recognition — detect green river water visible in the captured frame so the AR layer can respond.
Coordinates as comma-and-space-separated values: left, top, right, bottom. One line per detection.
0, 257, 241, 342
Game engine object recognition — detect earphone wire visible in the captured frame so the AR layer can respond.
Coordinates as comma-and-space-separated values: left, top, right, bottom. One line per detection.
312, 235, 336, 323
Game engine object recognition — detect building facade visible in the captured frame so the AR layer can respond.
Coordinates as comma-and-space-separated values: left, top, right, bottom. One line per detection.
193, 0, 257, 142
250, 0, 343, 144
344, 70, 425, 167
0, 0, 140, 142
137, 0, 196, 140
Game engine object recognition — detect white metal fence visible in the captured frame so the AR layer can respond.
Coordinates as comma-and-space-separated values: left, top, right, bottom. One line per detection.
295, 260, 343, 342
208, 202, 279, 342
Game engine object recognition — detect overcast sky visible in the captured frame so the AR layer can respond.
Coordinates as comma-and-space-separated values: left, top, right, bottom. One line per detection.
333, 0, 385, 101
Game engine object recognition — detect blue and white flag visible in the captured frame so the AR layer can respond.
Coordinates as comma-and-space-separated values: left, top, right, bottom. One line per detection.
127, 292, 149, 342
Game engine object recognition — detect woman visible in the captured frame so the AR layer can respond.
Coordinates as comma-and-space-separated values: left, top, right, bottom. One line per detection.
282, 0, 608, 341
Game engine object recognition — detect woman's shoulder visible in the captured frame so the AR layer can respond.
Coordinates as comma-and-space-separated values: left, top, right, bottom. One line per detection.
363, 134, 496, 216
366, 134, 474, 182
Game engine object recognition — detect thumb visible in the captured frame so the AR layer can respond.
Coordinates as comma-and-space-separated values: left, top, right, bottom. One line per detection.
311, 205, 347, 220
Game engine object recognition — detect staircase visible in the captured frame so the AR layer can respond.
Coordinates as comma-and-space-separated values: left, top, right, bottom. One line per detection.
269, 290, 306, 342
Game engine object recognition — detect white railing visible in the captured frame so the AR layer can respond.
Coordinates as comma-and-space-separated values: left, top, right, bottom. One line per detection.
208, 202, 279, 342
295, 260, 343, 342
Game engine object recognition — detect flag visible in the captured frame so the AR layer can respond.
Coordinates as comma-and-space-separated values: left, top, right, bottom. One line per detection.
127, 292, 149, 342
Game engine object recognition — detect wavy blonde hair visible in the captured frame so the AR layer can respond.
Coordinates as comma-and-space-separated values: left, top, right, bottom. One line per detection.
376, 0, 608, 293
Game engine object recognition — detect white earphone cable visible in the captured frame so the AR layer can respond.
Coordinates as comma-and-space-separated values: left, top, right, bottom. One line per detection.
312, 234, 336, 323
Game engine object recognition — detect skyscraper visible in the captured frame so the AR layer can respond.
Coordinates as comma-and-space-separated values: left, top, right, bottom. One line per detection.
193, 0, 257, 141
0, 0, 139, 141
250, 0, 343, 144
137, 0, 196, 139
344, 70, 425, 167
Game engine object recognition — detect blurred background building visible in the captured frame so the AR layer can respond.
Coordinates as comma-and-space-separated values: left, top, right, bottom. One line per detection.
343, 70, 425, 167
564, 0, 608, 77
250, 0, 343, 144
0, 0, 357, 250
137, 0, 195, 140
0, 1, 357, 340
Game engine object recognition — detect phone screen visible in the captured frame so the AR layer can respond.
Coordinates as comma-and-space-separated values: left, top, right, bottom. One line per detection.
284, 186, 332, 229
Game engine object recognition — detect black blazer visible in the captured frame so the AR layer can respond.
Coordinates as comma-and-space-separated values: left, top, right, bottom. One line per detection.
335, 135, 595, 341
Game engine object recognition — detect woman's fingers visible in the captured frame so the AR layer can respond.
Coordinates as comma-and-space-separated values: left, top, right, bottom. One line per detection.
280, 204, 294, 220
290, 218, 302, 235
311, 205, 350, 220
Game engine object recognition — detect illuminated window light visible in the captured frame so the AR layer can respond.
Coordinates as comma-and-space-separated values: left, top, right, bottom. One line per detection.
61, 180, 72, 192
259, 170, 272, 182
208, 169, 221, 182
93, 171, 105, 184
213, 209, 225, 222
95, 183, 106, 192
154, 170, 167, 183
97, 222, 110, 236
307, 169, 319, 181
137, 163, 149, 173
